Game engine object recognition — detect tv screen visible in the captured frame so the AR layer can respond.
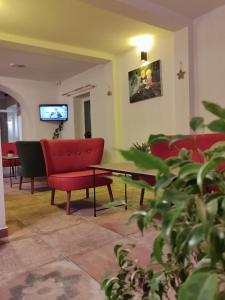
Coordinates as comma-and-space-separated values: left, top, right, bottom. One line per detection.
39, 104, 68, 121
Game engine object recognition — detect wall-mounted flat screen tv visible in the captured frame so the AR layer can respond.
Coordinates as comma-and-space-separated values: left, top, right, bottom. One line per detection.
39, 104, 68, 121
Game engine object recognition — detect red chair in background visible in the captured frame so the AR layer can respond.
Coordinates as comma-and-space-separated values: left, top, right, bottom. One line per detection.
1, 142, 20, 177
41, 138, 113, 215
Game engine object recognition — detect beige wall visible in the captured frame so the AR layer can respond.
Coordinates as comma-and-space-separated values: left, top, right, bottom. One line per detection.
119, 31, 177, 149
193, 4, 225, 122
58, 63, 115, 162
174, 27, 190, 134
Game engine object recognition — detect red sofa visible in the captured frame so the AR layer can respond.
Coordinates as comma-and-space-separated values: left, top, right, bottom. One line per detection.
140, 133, 225, 203
41, 138, 113, 215
151, 133, 225, 162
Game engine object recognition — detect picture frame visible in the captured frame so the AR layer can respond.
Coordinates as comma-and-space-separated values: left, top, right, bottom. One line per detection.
128, 60, 162, 103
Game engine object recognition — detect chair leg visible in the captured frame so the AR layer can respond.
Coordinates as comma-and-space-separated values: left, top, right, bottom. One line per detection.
140, 188, 145, 206
66, 191, 71, 215
107, 184, 114, 202
19, 176, 23, 190
86, 188, 89, 198
31, 177, 34, 194
51, 189, 55, 205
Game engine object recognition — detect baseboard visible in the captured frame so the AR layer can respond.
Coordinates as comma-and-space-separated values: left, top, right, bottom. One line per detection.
0, 226, 8, 239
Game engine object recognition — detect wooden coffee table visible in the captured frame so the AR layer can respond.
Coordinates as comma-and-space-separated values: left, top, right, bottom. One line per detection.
89, 162, 156, 217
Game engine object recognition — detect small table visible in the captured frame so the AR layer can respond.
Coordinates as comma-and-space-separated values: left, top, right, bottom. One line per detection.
89, 162, 156, 217
2, 155, 19, 187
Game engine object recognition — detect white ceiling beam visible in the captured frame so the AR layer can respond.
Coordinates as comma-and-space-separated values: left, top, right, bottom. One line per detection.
81, 0, 191, 31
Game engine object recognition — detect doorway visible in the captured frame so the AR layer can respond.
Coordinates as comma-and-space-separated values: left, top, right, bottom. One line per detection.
0, 91, 22, 142
74, 93, 92, 139
84, 100, 92, 138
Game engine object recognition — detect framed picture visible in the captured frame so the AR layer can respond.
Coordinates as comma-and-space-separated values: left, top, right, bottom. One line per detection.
128, 60, 162, 103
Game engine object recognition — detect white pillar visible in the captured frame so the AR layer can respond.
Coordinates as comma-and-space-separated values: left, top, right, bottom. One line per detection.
0, 135, 7, 235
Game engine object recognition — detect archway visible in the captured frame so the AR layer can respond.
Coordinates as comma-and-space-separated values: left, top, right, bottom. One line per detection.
0, 91, 22, 142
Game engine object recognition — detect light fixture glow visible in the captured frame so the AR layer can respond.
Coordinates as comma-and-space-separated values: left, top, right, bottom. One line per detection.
9, 63, 26, 68
130, 35, 154, 52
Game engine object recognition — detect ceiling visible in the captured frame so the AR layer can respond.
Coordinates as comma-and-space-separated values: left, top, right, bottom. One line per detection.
0, 47, 105, 82
147, 0, 225, 18
0, 0, 224, 82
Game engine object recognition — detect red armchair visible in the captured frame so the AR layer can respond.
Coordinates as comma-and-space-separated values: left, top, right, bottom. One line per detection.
40, 138, 113, 215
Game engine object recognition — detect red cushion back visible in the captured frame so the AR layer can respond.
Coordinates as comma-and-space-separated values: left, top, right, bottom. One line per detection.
41, 138, 105, 175
151, 133, 225, 163
151, 136, 195, 159
1, 142, 18, 156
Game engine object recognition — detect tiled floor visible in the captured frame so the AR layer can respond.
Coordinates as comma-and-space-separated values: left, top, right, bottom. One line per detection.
1, 176, 157, 299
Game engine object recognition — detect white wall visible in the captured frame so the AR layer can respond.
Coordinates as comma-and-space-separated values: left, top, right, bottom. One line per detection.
0, 135, 6, 232
174, 27, 190, 134
0, 77, 58, 140
58, 63, 115, 162
193, 4, 225, 122
118, 30, 176, 149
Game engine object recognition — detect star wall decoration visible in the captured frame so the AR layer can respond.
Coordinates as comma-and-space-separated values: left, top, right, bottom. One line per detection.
177, 61, 186, 80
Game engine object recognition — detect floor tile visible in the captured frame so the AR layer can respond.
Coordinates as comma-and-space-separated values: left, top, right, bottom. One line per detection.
93, 208, 140, 236
0, 235, 58, 284
0, 259, 104, 300
41, 222, 121, 257
69, 238, 129, 283
24, 212, 86, 235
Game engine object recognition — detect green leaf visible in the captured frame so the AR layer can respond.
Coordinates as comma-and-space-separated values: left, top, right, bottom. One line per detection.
128, 211, 147, 224
206, 198, 218, 219
103, 277, 118, 297
178, 148, 192, 160
215, 292, 225, 300
209, 227, 225, 265
161, 190, 192, 208
165, 157, 182, 167
203, 100, 225, 119
169, 134, 190, 146
188, 223, 209, 248
178, 271, 218, 300
119, 148, 169, 174
207, 141, 225, 153
105, 199, 126, 208
155, 175, 176, 191
179, 163, 201, 180
152, 233, 164, 263
162, 208, 183, 237
190, 117, 204, 132
148, 134, 170, 146
195, 196, 207, 222
137, 217, 145, 234
114, 244, 123, 257
197, 156, 225, 193
208, 119, 225, 133
121, 176, 154, 191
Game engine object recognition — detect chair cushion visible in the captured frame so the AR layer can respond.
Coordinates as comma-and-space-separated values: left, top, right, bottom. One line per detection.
48, 169, 112, 191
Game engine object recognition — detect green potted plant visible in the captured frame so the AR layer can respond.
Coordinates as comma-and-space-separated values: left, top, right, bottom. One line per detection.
7, 149, 14, 157
102, 101, 225, 300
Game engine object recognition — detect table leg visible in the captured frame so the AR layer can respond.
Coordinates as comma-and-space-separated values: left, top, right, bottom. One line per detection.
93, 169, 96, 217
9, 161, 12, 188
125, 173, 127, 210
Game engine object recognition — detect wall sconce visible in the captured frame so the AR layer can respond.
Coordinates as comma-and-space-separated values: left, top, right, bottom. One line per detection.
130, 35, 154, 64
141, 51, 148, 63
